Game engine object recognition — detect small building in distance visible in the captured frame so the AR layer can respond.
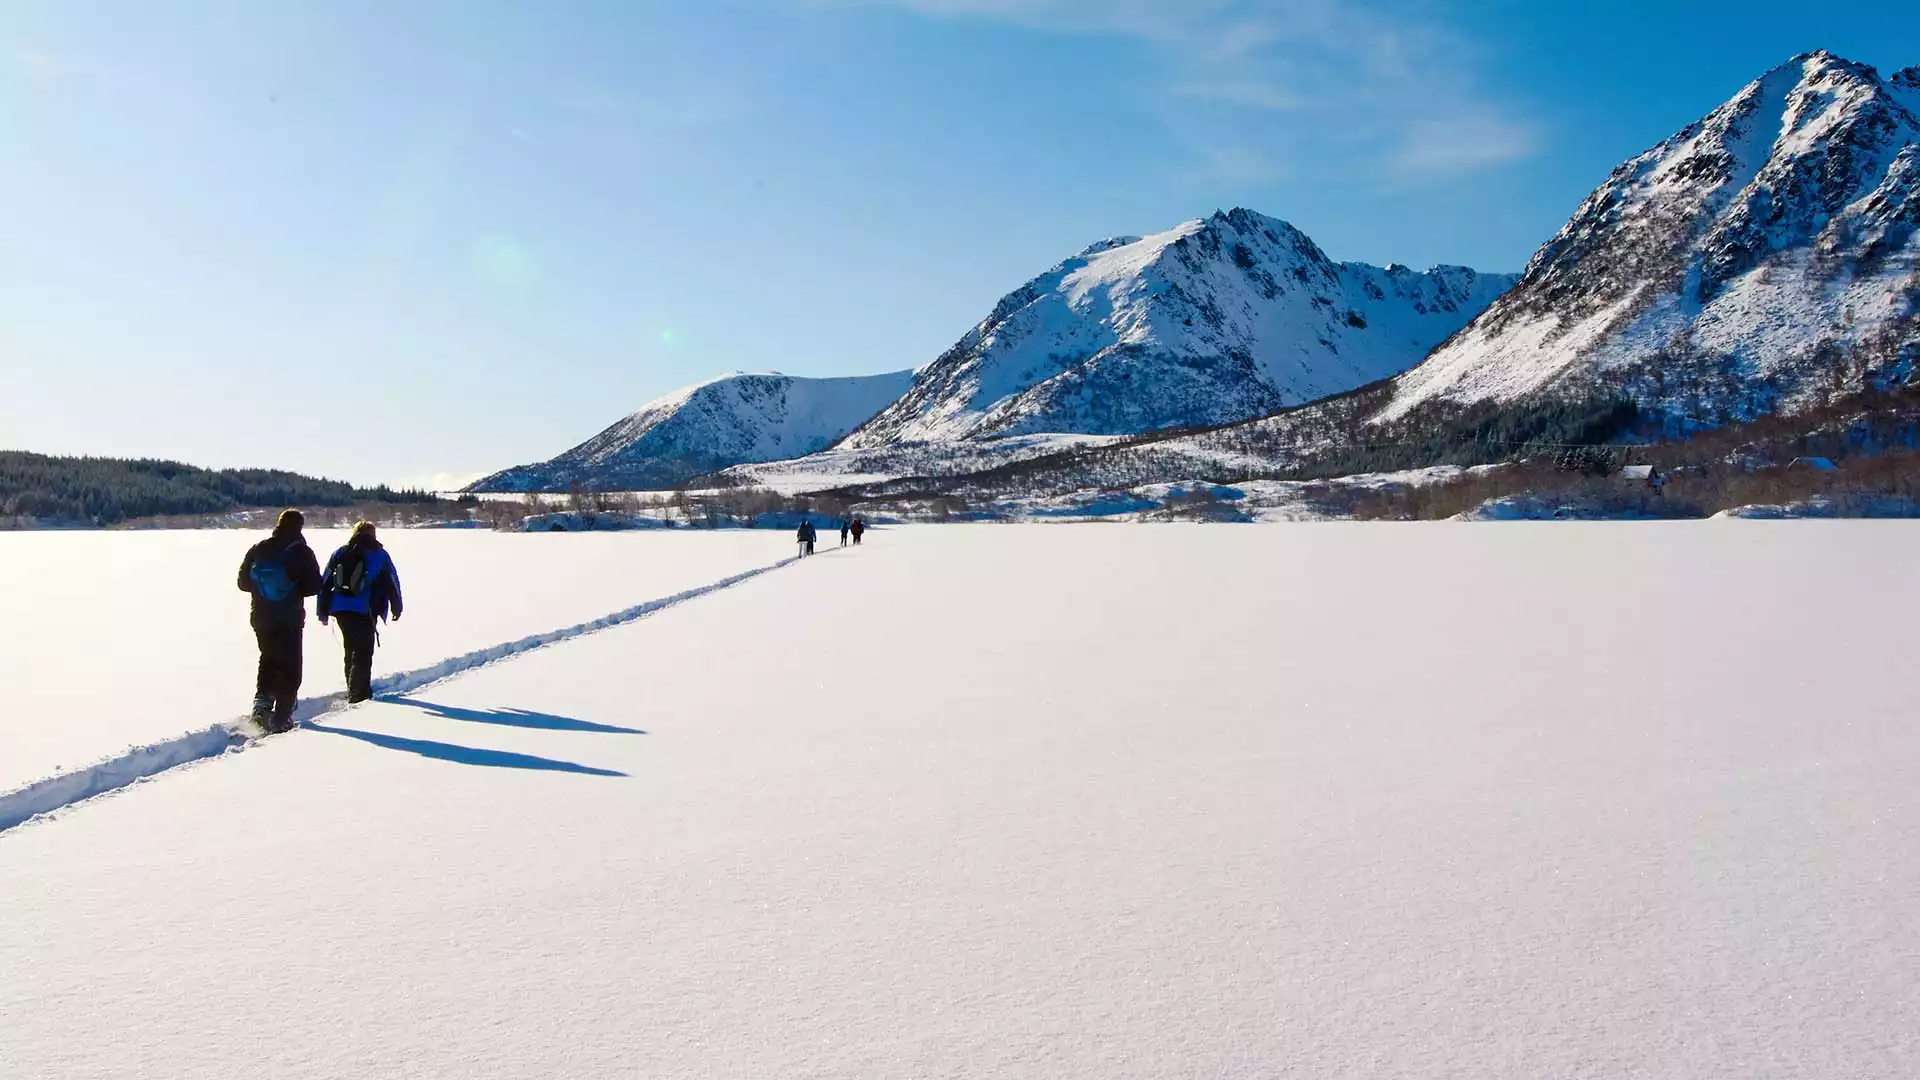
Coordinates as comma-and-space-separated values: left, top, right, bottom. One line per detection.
1618, 464, 1665, 491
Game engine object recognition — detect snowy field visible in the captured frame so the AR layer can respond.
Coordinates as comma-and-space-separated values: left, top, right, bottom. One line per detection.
0, 529, 789, 792
3, 523, 1917, 1078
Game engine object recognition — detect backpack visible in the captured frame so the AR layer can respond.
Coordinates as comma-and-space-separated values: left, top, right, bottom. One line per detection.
329, 548, 372, 598
250, 551, 296, 603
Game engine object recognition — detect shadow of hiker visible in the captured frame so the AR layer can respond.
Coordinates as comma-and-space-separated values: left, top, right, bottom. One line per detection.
384, 695, 646, 735
306, 723, 628, 778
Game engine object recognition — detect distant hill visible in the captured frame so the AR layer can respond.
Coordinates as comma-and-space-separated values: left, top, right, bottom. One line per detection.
0, 452, 435, 526
468, 370, 916, 493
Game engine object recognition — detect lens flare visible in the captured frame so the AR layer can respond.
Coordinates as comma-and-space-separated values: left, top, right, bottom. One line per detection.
470, 236, 540, 290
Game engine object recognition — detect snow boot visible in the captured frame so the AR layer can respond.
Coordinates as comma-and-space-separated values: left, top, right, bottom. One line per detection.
250, 696, 274, 728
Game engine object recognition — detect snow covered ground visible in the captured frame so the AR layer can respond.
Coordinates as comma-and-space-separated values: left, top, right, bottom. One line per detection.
0, 529, 789, 793
4, 524, 1917, 1078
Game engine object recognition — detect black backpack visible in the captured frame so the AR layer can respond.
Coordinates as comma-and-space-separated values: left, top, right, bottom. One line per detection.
329, 547, 372, 598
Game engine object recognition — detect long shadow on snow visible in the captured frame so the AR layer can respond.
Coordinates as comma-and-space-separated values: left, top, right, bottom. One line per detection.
305, 722, 629, 778
385, 695, 646, 735
3, 557, 804, 832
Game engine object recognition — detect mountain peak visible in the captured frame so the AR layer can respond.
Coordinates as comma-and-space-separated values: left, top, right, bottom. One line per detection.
1207, 207, 1298, 236
840, 209, 1514, 446
1210, 206, 1269, 223
1077, 236, 1142, 257
1788, 49, 1879, 80
1378, 50, 1920, 426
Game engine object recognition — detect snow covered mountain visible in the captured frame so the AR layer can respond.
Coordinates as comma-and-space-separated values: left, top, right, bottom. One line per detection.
469, 371, 915, 492
840, 209, 1516, 446
1380, 51, 1920, 424
473, 52, 1918, 504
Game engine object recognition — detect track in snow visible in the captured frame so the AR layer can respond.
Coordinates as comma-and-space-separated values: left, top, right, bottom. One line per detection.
0, 554, 808, 832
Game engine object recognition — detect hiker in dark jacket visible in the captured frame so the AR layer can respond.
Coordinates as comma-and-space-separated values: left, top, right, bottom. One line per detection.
317, 520, 404, 704
796, 520, 817, 557
850, 517, 865, 545
839, 520, 851, 547
237, 508, 324, 732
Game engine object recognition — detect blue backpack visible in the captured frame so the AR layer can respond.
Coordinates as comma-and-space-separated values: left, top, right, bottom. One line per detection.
250, 550, 296, 603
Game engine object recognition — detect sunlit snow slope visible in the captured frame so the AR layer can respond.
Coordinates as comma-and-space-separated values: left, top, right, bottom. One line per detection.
472, 370, 915, 491
1382, 51, 1920, 422
842, 209, 1514, 445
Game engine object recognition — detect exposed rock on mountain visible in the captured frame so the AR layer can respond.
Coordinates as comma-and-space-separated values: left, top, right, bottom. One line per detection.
842, 209, 1515, 446
1380, 51, 1920, 424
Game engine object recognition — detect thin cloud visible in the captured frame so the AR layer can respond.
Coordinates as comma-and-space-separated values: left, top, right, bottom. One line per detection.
1180, 140, 1291, 187
1170, 78, 1304, 113
838, 0, 1538, 181
1397, 111, 1539, 176
854, 0, 1246, 43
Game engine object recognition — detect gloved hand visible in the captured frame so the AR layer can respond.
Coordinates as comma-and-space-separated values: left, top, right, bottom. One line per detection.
318, 615, 329, 626
391, 612, 402, 622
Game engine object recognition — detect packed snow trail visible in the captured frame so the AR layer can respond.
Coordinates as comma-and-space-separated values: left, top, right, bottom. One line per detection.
4, 524, 1917, 1079
0, 555, 803, 832
0, 529, 797, 792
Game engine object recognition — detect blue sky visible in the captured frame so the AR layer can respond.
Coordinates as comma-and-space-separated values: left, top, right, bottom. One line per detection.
3, 0, 1915, 486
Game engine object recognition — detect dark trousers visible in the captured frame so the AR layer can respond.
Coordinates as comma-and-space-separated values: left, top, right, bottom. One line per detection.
335, 612, 378, 703
253, 625, 303, 725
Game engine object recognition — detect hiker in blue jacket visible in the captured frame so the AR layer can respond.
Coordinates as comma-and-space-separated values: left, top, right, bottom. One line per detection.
237, 508, 324, 732
317, 521, 404, 704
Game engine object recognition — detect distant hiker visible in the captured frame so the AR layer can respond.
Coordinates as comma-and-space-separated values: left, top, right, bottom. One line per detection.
797, 519, 817, 557
850, 517, 865, 545
318, 521, 404, 704
839, 520, 851, 547
237, 508, 323, 732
